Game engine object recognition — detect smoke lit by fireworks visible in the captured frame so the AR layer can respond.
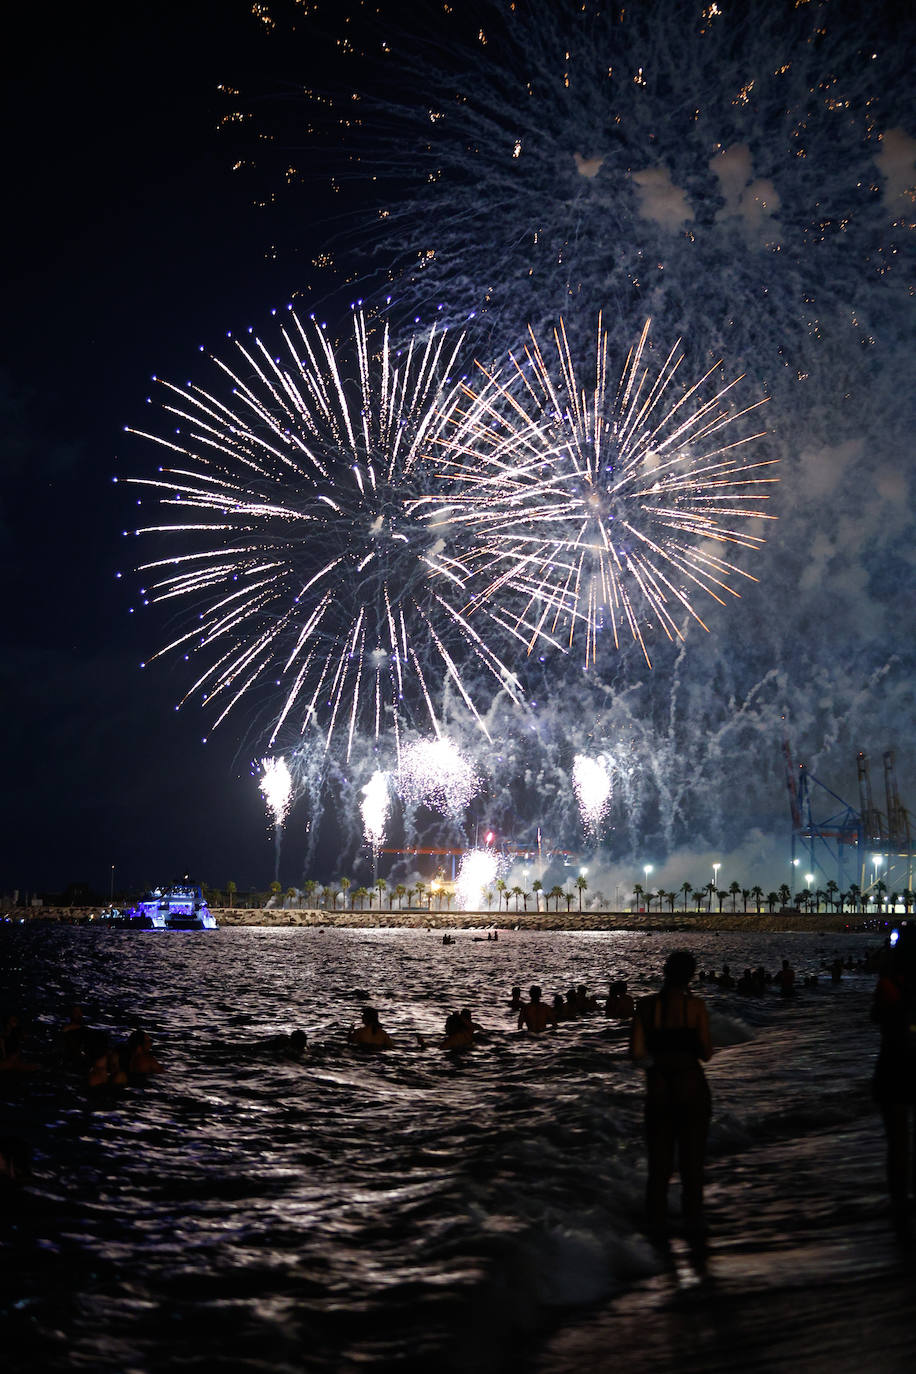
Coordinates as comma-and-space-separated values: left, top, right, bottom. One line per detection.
259, 755, 293, 827
125, 308, 522, 759
433, 317, 776, 667
572, 753, 612, 832
397, 737, 481, 817
360, 769, 390, 850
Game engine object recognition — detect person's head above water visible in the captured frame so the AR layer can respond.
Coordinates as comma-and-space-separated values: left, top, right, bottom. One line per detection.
361, 1006, 380, 1027
529, 985, 542, 1003
663, 950, 697, 988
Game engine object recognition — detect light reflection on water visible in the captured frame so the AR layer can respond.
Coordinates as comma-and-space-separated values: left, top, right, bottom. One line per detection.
1, 925, 882, 1372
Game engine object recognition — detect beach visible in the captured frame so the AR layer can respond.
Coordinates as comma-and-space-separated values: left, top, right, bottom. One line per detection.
2, 920, 912, 1372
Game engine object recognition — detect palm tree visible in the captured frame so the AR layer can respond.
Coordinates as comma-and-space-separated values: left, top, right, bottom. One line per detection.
875, 879, 887, 913
564, 889, 575, 912
394, 883, 406, 909
303, 879, 317, 908
532, 879, 543, 912
269, 880, 282, 906
778, 883, 791, 908
681, 881, 692, 912
328, 886, 340, 910
741, 888, 750, 913
375, 878, 387, 909
716, 889, 727, 914
667, 889, 677, 914
286, 886, 298, 908
825, 879, 838, 912
903, 889, 914, 916
495, 878, 507, 911
355, 886, 369, 909
484, 888, 494, 910
226, 880, 237, 909
766, 891, 778, 913
633, 882, 644, 912
729, 880, 741, 912
575, 874, 588, 911
750, 885, 764, 913
549, 884, 564, 911
366, 888, 375, 909
848, 883, 861, 912
414, 880, 426, 909
320, 886, 332, 909
511, 885, 523, 911
339, 876, 351, 909
692, 890, 705, 913
814, 889, 826, 914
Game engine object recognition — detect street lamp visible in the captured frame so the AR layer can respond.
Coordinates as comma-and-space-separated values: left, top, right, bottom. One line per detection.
110, 864, 115, 904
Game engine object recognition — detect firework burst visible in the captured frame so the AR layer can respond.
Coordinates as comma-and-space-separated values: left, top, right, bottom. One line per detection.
397, 736, 481, 818
125, 309, 523, 759
432, 317, 776, 666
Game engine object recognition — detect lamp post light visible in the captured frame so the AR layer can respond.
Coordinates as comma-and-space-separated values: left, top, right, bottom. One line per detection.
110, 864, 115, 904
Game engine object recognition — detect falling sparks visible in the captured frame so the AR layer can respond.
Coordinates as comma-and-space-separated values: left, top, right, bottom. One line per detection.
397, 736, 481, 816
433, 318, 776, 668
259, 755, 293, 827
572, 753, 612, 832
360, 769, 390, 849
126, 309, 523, 759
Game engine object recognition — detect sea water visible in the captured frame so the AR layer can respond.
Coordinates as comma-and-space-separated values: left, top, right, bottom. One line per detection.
0, 924, 910, 1372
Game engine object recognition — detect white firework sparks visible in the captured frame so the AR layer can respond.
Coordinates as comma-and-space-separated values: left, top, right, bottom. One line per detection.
125, 308, 522, 760
360, 769, 390, 849
454, 847, 501, 911
433, 317, 776, 666
572, 753, 612, 832
397, 736, 481, 816
259, 755, 293, 827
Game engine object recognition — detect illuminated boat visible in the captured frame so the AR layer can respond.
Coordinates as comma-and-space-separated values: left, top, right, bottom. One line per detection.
130, 881, 216, 930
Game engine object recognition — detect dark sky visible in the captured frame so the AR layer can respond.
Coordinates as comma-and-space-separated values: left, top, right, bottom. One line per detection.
2, 2, 304, 897
3, 1, 913, 905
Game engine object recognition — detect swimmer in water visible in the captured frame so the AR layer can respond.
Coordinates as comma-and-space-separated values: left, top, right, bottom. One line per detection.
518, 986, 557, 1033
348, 1006, 393, 1049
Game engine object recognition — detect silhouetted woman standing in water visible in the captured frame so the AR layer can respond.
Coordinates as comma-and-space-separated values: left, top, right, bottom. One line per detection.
630, 950, 713, 1235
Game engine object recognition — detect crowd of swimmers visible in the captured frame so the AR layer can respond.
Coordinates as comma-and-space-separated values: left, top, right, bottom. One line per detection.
0, 1004, 166, 1089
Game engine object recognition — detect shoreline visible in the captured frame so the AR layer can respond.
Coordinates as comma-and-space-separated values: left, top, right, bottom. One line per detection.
6, 907, 885, 935
212, 907, 877, 934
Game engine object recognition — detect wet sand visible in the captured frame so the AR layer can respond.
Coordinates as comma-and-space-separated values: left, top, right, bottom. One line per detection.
535, 1115, 916, 1374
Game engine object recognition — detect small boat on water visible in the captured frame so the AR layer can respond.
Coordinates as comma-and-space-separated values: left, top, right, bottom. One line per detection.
129, 881, 216, 930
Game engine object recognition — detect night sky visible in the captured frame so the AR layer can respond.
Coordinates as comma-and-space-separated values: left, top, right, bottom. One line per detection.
3, 1, 914, 903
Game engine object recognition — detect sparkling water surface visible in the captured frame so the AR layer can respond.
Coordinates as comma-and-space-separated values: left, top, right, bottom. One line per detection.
0, 925, 900, 1372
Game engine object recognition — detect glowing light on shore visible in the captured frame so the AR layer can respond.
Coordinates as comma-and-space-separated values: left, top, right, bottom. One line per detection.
259, 755, 293, 827
398, 736, 480, 815
455, 848, 500, 911
573, 753, 612, 831
360, 769, 390, 849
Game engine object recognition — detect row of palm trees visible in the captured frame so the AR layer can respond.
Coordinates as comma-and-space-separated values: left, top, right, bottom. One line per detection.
211, 874, 913, 916
632, 878, 914, 916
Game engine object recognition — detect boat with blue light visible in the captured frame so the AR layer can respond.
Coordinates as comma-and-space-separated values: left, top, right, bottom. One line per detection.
130, 881, 216, 930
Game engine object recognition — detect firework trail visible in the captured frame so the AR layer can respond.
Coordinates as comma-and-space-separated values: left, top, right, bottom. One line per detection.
433, 316, 775, 667
125, 308, 523, 762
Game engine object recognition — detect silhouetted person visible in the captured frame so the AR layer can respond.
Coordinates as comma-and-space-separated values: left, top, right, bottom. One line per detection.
871, 926, 916, 1238
630, 950, 713, 1238
518, 986, 557, 1033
